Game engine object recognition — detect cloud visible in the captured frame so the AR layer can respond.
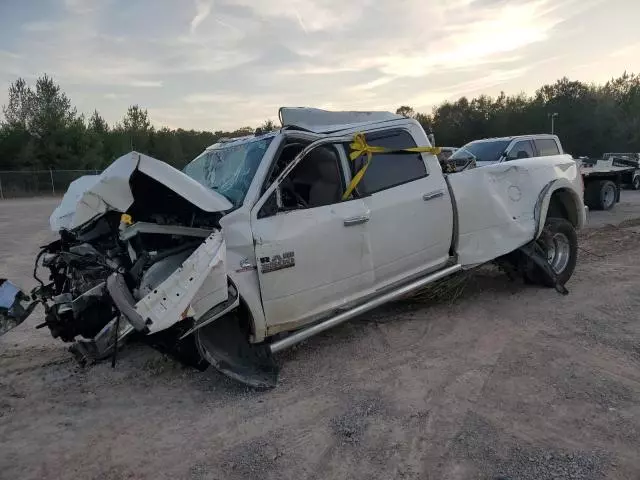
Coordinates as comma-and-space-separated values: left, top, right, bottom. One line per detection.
22, 21, 60, 32
190, 0, 213, 33
63, 0, 102, 14
611, 42, 640, 58
129, 80, 163, 88
350, 76, 397, 91
1, 0, 633, 131
0, 50, 21, 60
294, 10, 308, 34
104, 92, 130, 100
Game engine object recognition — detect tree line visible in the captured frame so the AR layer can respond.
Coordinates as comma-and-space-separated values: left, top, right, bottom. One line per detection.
406, 72, 640, 157
0, 75, 276, 172
1, 72, 639, 172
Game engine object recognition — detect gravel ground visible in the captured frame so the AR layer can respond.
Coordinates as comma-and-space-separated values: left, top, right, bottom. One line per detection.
2, 196, 640, 480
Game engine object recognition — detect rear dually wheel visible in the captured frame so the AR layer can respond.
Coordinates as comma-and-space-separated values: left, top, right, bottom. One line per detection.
528, 217, 578, 287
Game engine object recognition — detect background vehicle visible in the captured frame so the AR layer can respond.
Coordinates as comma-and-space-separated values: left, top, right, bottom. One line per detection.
450, 134, 563, 170
17, 108, 586, 388
577, 157, 635, 210
578, 153, 640, 211
451, 135, 636, 211
603, 153, 640, 190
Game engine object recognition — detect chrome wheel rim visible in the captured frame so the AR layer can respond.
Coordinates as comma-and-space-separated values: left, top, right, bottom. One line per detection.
543, 232, 571, 274
602, 184, 615, 209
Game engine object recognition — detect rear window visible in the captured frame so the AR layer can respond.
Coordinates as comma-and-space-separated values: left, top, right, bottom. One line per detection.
347, 130, 427, 195
507, 140, 535, 160
534, 139, 560, 156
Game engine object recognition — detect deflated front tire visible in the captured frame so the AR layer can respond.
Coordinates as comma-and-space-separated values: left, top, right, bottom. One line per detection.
195, 312, 279, 389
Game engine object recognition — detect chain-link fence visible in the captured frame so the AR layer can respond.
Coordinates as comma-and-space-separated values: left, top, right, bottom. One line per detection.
0, 170, 101, 199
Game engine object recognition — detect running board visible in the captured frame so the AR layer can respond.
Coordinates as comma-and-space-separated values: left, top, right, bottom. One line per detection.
268, 264, 462, 354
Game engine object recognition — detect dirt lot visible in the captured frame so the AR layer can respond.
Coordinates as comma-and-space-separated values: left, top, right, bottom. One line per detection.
2, 194, 640, 480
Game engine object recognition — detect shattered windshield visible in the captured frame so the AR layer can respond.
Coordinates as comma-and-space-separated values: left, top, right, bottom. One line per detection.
183, 136, 274, 207
450, 140, 510, 164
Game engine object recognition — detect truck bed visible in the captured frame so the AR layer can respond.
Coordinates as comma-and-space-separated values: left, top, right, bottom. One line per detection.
448, 154, 584, 267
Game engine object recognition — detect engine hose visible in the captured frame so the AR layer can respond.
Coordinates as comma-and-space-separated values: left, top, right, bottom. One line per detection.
33, 249, 47, 288
106, 273, 149, 333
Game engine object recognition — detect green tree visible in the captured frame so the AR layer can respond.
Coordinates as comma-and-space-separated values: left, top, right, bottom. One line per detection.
254, 119, 279, 135
5, 71, 640, 177
84, 111, 109, 169
122, 104, 151, 132
120, 104, 153, 153
88, 110, 109, 133
27, 75, 80, 168
2, 78, 34, 128
396, 106, 415, 118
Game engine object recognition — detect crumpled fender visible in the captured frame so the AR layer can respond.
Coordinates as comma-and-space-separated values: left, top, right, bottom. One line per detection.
134, 231, 228, 334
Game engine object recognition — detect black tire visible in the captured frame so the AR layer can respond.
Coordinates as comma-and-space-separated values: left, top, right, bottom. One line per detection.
583, 181, 600, 210
633, 176, 640, 191
598, 180, 617, 210
584, 180, 617, 210
529, 217, 578, 287
195, 313, 278, 389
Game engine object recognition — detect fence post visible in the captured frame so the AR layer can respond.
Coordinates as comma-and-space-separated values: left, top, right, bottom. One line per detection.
49, 168, 55, 195
0, 173, 4, 200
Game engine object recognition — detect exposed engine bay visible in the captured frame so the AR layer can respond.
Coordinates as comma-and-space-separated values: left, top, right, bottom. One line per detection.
30, 154, 229, 367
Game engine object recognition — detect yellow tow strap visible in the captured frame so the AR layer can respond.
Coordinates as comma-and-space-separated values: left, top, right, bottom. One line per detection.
342, 133, 442, 200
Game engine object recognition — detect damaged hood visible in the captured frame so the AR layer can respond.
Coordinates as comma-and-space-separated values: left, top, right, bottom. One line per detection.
50, 152, 232, 231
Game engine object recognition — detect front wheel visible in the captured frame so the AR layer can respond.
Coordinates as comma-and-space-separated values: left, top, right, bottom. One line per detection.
195, 312, 278, 389
532, 217, 578, 287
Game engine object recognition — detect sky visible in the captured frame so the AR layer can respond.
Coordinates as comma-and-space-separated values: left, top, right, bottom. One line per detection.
1, 0, 639, 131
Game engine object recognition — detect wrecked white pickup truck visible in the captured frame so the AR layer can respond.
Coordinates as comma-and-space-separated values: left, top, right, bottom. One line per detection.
17, 108, 586, 387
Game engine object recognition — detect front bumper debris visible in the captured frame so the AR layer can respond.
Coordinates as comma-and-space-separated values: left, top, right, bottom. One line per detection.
0, 279, 36, 336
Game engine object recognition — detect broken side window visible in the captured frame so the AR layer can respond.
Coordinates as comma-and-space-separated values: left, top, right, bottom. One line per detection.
281, 145, 345, 210
259, 144, 345, 217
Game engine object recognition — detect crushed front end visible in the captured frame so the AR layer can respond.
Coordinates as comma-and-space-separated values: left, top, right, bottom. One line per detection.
27, 152, 231, 367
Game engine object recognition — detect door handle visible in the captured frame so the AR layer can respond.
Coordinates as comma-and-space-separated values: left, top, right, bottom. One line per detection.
423, 190, 445, 201
343, 215, 370, 226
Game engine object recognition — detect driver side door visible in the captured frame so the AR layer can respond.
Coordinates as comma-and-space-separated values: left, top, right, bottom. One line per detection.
250, 143, 374, 335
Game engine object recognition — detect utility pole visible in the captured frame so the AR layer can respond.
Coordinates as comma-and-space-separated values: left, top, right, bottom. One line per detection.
548, 112, 559, 134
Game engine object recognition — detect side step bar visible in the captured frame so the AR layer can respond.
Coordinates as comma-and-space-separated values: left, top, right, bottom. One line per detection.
269, 264, 462, 354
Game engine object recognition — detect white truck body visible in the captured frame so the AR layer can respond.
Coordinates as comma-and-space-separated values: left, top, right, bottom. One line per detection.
38, 108, 586, 386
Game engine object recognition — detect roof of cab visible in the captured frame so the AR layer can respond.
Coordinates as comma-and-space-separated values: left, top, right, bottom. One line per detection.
203, 107, 410, 150
468, 134, 559, 144
279, 107, 404, 133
